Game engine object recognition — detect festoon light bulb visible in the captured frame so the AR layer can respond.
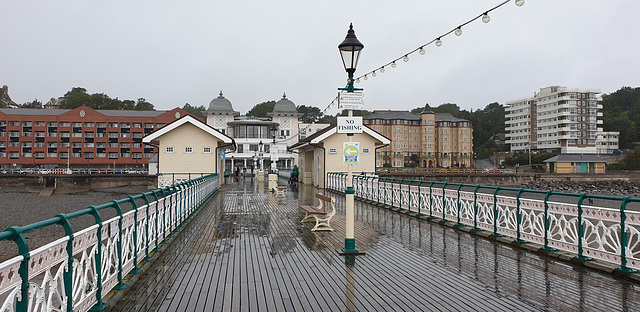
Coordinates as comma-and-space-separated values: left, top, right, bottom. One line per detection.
515, 0, 524, 6
391, 61, 397, 68
372, 71, 376, 77
482, 12, 490, 23
403, 55, 409, 62
380, 66, 385, 73
419, 47, 425, 55
363, 74, 368, 80
435, 38, 442, 47
455, 27, 462, 36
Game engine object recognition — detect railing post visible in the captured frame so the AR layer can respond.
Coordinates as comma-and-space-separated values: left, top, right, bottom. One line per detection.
88, 206, 107, 311
141, 192, 152, 262
5, 227, 30, 312
573, 193, 594, 261
127, 196, 142, 274
490, 187, 504, 237
428, 181, 435, 219
617, 197, 638, 273
472, 185, 481, 231
442, 182, 448, 222
55, 214, 75, 312
514, 189, 526, 244
456, 183, 463, 226
110, 201, 127, 290
540, 191, 556, 251
417, 181, 424, 216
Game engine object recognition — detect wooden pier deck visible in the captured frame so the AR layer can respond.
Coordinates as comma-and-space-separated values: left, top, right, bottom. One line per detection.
112, 177, 640, 311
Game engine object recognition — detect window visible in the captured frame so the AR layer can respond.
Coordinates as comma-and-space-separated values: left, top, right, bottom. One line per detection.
48, 122, 58, 127
84, 143, 94, 148
84, 122, 94, 127
120, 133, 130, 138
249, 144, 258, 152
144, 123, 154, 129
60, 122, 70, 127
108, 153, 118, 159
329, 148, 337, 154
120, 143, 130, 148
108, 123, 118, 128
108, 132, 118, 138
36, 121, 46, 127
203, 147, 212, 153
97, 123, 107, 128
184, 147, 193, 153
120, 123, 130, 128
72, 122, 82, 127
108, 143, 119, 148
166, 146, 174, 153
132, 123, 142, 128
362, 148, 370, 154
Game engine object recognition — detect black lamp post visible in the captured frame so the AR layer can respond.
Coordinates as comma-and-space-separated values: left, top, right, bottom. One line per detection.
270, 126, 278, 172
338, 23, 364, 255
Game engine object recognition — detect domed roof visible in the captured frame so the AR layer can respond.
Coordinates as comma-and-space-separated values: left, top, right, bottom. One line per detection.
206, 91, 239, 115
270, 93, 299, 115
420, 103, 434, 114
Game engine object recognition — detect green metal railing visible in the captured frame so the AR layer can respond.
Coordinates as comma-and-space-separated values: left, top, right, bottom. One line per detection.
0, 174, 219, 312
327, 172, 640, 273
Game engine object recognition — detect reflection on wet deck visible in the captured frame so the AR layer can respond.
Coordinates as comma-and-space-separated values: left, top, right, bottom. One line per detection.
113, 177, 640, 311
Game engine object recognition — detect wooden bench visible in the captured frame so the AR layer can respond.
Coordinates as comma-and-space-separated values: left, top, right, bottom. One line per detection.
299, 193, 336, 231
275, 186, 287, 198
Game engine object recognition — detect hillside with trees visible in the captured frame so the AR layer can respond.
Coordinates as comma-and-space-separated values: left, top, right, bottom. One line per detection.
58, 87, 155, 111
601, 86, 640, 149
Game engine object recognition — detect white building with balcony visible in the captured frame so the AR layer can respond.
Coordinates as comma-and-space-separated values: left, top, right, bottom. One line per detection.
505, 86, 619, 154
203, 92, 300, 172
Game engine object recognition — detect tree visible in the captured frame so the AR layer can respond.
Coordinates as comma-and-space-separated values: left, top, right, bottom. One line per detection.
298, 105, 323, 123
601, 87, 640, 149
135, 98, 154, 110
20, 99, 43, 109
247, 101, 276, 117
60, 91, 91, 109
182, 103, 206, 119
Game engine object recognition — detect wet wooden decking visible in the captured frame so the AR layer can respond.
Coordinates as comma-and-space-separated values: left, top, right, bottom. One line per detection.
113, 177, 640, 312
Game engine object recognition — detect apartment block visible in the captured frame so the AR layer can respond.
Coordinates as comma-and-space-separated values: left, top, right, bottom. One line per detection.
0, 106, 195, 168
363, 104, 473, 168
505, 86, 619, 154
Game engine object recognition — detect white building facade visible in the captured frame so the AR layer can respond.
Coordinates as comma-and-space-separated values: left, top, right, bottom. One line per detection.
505, 86, 619, 154
203, 92, 300, 171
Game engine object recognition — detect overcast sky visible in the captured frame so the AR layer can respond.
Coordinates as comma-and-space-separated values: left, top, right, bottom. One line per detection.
4, 0, 639, 116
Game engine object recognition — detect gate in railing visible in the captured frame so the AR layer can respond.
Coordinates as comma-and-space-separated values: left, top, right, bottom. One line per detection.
327, 172, 640, 273
0, 174, 219, 312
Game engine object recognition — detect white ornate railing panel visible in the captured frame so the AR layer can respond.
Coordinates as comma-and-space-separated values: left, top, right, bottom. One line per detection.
519, 198, 546, 246
547, 201, 579, 253
71, 225, 99, 312
431, 188, 444, 217
444, 189, 459, 221
459, 191, 476, 227
496, 195, 518, 237
0, 256, 25, 312
409, 185, 420, 214
400, 184, 410, 210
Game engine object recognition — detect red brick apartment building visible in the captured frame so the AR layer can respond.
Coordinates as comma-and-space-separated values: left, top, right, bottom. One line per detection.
0, 106, 197, 168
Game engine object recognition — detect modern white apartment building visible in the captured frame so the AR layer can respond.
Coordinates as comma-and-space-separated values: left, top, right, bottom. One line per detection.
505, 86, 619, 154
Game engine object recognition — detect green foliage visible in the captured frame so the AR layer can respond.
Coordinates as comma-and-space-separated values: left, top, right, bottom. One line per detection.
59, 87, 155, 111
503, 152, 557, 166
20, 99, 43, 109
601, 87, 640, 149
247, 101, 275, 117
182, 103, 206, 119
318, 115, 336, 125
297, 105, 322, 123
608, 147, 640, 170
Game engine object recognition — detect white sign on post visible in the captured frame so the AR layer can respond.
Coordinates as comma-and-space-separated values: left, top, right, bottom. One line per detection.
337, 117, 363, 134
338, 91, 364, 110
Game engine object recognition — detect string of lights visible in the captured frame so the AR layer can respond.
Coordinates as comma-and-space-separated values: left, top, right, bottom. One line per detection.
281, 0, 524, 143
